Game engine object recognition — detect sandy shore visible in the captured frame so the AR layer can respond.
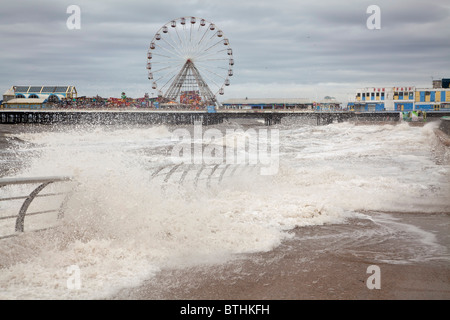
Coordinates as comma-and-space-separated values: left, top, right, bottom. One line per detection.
111, 212, 450, 300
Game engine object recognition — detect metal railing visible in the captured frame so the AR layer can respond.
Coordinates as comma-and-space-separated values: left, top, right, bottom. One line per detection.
0, 176, 73, 240
0, 165, 262, 240
148, 163, 261, 187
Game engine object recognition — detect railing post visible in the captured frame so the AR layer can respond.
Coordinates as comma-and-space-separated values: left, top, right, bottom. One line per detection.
15, 182, 53, 232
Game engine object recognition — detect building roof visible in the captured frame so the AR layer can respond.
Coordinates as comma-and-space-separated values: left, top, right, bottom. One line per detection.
12, 86, 76, 94
3, 86, 77, 97
3, 87, 14, 97
317, 98, 341, 104
222, 98, 312, 105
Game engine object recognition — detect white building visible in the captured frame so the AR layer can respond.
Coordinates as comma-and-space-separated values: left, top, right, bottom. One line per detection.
2, 85, 77, 109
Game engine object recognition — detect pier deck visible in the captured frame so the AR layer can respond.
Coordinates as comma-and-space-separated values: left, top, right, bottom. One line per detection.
1, 109, 449, 125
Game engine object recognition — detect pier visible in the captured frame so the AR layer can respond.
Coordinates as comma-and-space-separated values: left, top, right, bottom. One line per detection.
1, 109, 450, 126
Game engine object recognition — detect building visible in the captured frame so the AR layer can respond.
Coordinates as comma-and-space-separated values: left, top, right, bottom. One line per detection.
314, 97, 342, 111
348, 78, 450, 112
2, 86, 77, 109
415, 79, 450, 111
222, 98, 313, 110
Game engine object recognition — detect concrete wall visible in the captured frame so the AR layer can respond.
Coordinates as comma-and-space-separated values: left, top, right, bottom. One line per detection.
439, 118, 450, 136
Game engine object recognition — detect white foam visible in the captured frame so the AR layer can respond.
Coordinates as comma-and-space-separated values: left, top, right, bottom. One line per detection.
0, 121, 448, 299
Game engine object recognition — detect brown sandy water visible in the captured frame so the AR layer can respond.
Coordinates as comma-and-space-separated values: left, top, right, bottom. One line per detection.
112, 211, 450, 300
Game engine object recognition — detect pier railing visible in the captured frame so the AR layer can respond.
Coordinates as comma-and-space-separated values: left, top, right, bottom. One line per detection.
0, 176, 73, 240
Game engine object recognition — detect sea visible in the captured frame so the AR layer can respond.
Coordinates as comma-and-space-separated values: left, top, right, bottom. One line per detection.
0, 117, 449, 299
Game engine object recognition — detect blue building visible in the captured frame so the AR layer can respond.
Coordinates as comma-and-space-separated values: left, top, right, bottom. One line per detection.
348, 78, 450, 112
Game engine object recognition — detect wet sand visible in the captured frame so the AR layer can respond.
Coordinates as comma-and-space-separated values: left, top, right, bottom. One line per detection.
112, 212, 450, 300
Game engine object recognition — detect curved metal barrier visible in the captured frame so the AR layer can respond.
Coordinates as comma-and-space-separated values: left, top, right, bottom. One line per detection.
0, 176, 73, 240
148, 163, 261, 188
0, 164, 263, 240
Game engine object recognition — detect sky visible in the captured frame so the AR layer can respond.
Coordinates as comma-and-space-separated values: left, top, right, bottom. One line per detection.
1, 0, 449, 103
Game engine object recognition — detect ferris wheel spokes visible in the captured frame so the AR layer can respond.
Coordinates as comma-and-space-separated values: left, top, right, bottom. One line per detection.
159, 37, 185, 59
147, 17, 233, 106
158, 72, 179, 92
195, 63, 228, 83
193, 49, 230, 62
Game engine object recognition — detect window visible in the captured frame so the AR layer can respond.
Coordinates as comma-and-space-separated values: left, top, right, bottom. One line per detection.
47, 95, 59, 102
15, 86, 29, 93
28, 86, 42, 93
42, 86, 56, 93
55, 86, 68, 93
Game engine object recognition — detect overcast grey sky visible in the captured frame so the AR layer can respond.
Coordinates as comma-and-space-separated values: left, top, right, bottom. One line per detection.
1, 0, 449, 102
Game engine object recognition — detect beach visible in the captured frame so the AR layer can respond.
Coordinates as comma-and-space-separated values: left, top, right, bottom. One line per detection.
0, 120, 449, 300
111, 211, 450, 300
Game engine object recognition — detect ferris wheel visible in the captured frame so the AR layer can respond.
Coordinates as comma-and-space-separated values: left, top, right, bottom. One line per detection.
147, 17, 233, 107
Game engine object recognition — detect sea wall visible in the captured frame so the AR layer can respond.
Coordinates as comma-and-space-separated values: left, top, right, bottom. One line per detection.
439, 117, 450, 136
